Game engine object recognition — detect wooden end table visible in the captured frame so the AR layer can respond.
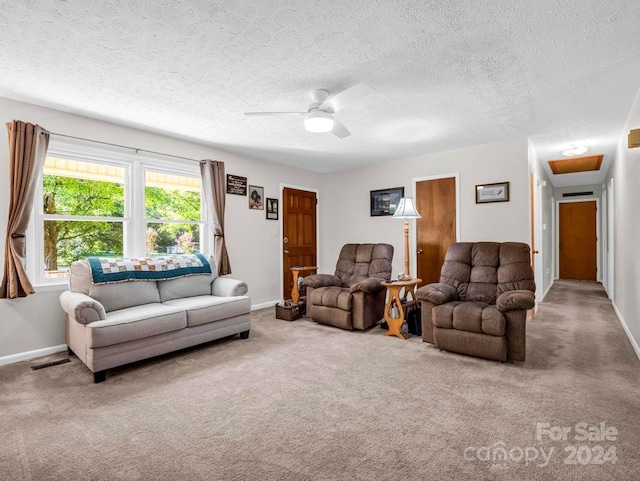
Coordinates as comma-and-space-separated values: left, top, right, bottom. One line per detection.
381, 278, 422, 339
290, 266, 318, 304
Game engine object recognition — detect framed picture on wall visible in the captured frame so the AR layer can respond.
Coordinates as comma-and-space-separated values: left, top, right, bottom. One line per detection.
370, 187, 404, 216
226, 174, 247, 195
475, 181, 509, 203
266, 198, 278, 220
248, 185, 264, 210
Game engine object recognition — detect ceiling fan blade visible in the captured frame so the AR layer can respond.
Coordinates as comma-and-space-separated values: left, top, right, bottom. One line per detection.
244, 112, 305, 116
321, 82, 374, 113
331, 118, 351, 139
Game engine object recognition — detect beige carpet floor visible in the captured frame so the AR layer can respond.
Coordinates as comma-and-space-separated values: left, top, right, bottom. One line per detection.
1, 280, 639, 480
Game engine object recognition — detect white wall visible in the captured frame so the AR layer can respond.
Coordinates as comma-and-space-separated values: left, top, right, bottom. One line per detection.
320, 138, 531, 277
0, 97, 322, 359
528, 141, 554, 300
605, 88, 640, 357
553, 184, 602, 200
0, 99, 546, 362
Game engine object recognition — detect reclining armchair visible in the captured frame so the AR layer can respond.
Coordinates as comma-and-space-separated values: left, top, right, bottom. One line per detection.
302, 243, 393, 330
415, 242, 535, 362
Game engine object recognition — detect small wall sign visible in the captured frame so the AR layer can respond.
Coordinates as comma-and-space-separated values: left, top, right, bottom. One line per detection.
226, 174, 247, 195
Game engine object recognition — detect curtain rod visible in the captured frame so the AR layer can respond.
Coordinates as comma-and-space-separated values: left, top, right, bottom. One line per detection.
44, 131, 203, 163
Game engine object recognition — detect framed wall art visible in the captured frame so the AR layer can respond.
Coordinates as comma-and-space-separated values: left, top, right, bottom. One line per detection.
226, 174, 247, 195
248, 185, 264, 210
370, 187, 404, 216
475, 181, 509, 204
266, 198, 278, 220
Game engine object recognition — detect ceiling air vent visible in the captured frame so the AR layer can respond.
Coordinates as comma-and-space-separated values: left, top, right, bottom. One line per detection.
629, 129, 640, 149
563, 192, 594, 197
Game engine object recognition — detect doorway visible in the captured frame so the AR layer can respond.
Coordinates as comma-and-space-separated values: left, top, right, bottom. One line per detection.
415, 175, 458, 285
558, 200, 597, 281
282, 187, 317, 301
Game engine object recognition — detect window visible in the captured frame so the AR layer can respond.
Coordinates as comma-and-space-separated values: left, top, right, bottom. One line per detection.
32, 146, 207, 284
144, 170, 203, 255
40, 157, 126, 279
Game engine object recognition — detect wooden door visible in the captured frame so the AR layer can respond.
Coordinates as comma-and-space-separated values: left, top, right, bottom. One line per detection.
282, 188, 317, 300
559, 201, 597, 280
416, 177, 456, 285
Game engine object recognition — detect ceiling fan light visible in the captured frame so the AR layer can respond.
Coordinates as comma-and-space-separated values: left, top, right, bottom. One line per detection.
562, 145, 588, 157
304, 111, 334, 133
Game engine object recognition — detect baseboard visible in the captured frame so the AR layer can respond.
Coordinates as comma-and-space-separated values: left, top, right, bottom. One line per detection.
0, 344, 67, 367
251, 300, 278, 311
612, 301, 640, 361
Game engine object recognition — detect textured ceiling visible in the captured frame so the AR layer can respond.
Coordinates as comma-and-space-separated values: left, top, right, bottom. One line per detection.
1, 1, 640, 186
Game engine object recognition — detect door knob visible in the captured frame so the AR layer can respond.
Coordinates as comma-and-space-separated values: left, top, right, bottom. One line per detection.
283, 250, 289, 254
417, 249, 423, 254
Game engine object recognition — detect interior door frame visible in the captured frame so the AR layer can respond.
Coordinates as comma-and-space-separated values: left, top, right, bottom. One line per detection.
412, 173, 461, 278
531, 172, 544, 309
279, 183, 320, 301
606, 178, 615, 299
555, 198, 600, 282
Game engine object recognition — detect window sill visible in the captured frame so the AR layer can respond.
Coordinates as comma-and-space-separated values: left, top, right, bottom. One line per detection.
33, 283, 68, 293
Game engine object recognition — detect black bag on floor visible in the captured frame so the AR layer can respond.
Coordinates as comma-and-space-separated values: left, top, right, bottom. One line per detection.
406, 308, 422, 336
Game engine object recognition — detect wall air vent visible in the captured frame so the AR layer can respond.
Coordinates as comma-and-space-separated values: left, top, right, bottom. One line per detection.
629, 129, 640, 148
563, 192, 594, 197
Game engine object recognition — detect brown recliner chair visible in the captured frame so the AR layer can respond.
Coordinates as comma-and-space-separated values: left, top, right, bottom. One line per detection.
302, 243, 393, 330
415, 242, 535, 362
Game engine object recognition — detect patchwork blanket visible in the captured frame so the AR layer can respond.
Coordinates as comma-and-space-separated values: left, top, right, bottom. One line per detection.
88, 254, 211, 284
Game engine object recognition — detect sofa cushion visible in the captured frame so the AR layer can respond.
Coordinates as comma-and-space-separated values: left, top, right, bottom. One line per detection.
309, 286, 351, 311
158, 273, 217, 302
86, 303, 186, 348
432, 301, 460, 329
163, 295, 251, 327
334, 243, 393, 287
497, 243, 536, 294
480, 305, 506, 336
70, 260, 160, 313
452, 302, 485, 333
433, 301, 505, 337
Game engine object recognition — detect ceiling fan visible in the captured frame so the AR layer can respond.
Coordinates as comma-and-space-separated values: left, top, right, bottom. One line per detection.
244, 82, 374, 139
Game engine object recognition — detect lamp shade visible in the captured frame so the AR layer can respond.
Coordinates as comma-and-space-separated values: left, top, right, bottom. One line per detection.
393, 197, 421, 219
304, 111, 335, 133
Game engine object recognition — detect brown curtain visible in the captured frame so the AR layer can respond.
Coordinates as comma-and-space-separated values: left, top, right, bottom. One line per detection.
200, 160, 232, 275
1, 121, 50, 298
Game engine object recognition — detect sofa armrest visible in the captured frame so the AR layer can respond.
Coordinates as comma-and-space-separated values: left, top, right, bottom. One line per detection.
349, 277, 385, 294
59, 291, 106, 325
212, 277, 248, 297
415, 283, 459, 306
302, 274, 342, 289
497, 290, 535, 312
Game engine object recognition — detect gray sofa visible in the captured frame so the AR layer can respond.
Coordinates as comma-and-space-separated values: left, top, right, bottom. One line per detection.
59, 259, 251, 383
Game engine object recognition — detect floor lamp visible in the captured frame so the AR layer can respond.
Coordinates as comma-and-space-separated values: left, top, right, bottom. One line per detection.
393, 197, 421, 278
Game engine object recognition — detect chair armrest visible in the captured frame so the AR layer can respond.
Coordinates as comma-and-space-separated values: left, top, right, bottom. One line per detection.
415, 283, 459, 306
59, 291, 106, 325
212, 277, 248, 297
349, 277, 385, 293
302, 274, 342, 288
497, 290, 535, 312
